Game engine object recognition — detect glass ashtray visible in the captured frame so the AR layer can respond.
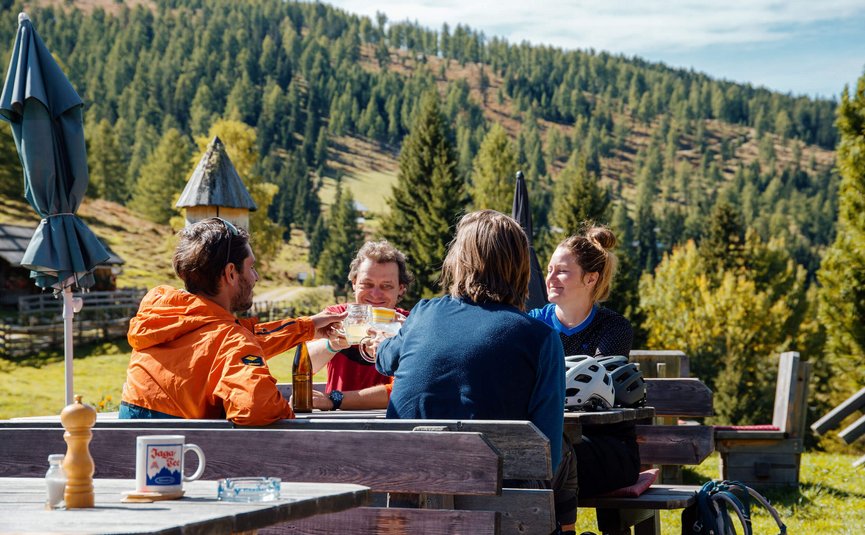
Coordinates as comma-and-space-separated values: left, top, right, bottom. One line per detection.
217, 477, 281, 502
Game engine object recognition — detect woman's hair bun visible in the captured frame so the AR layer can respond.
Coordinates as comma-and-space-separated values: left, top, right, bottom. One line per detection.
585, 226, 617, 250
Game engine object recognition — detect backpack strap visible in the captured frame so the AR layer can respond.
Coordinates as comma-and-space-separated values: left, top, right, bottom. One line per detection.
711, 491, 752, 535
722, 480, 753, 517
691, 481, 719, 533
745, 486, 788, 535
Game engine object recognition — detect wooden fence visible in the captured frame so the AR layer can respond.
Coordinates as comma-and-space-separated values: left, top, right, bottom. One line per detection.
1, 292, 319, 359
0, 289, 146, 360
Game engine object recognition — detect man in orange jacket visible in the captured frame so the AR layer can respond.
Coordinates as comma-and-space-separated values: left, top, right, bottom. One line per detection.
120, 218, 346, 426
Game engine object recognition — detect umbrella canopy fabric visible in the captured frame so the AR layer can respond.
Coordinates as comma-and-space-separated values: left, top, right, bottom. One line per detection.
512, 171, 548, 311
0, 12, 108, 290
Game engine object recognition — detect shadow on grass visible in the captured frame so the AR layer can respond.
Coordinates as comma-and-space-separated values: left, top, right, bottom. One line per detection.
1, 339, 131, 368
681, 466, 865, 508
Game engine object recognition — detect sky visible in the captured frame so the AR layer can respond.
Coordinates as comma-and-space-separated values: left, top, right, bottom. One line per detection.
324, 0, 865, 100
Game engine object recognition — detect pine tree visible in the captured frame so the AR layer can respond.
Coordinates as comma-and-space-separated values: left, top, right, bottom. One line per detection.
549, 152, 611, 235
126, 119, 159, 194
634, 182, 660, 272
308, 213, 328, 268
817, 73, 865, 406
470, 123, 517, 212
700, 201, 746, 274
129, 128, 192, 224
189, 84, 217, 137
381, 92, 466, 301
86, 119, 128, 203
316, 184, 364, 290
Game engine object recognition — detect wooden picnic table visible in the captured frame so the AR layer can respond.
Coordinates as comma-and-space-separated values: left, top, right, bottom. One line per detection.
288, 406, 654, 424
0, 477, 369, 534
0, 407, 655, 428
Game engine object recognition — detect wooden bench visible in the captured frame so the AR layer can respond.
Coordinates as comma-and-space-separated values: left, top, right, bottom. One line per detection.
714, 351, 811, 488
629, 350, 690, 379
582, 377, 715, 535
810, 386, 865, 467
0, 426, 502, 534
3, 411, 668, 535
2, 402, 708, 535
0, 417, 564, 535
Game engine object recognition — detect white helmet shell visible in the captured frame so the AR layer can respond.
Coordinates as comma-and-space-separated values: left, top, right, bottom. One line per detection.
564, 355, 615, 411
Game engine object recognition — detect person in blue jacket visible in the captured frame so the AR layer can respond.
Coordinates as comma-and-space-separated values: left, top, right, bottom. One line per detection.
375, 210, 565, 472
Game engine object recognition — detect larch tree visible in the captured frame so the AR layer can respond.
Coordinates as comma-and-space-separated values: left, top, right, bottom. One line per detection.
817, 73, 865, 407
381, 92, 466, 301
549, 151, 611, 236
470, 123, 517, 212
316, 184, 364, 291
86, 119, 127, 203
129, 128, 192, 224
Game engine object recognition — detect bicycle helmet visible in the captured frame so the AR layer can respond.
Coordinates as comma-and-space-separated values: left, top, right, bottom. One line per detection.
596, 355, 629, 372
564, 355, 614, 411
609, 361, 647, 408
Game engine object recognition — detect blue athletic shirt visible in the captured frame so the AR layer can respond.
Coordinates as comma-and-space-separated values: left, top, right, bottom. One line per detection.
529, 303, 633, 357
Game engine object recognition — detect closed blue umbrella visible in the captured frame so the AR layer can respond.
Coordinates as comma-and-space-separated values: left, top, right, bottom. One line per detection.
512, 170, 548, 311
0, 13, 109, 405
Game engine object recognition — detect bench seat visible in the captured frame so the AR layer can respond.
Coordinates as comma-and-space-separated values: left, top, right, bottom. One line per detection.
579, 485, 699, 509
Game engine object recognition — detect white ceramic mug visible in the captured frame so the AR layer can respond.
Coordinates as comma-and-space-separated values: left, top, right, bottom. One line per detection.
135, 435, 205, 493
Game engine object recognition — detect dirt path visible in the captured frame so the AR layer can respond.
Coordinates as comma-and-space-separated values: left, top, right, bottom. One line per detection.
253, 286, 306, 303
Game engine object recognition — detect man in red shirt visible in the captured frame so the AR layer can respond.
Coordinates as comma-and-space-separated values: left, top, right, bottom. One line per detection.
309, 241, 413, 410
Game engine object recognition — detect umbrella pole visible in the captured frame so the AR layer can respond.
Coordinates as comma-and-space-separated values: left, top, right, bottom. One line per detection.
62, 286, 74, 406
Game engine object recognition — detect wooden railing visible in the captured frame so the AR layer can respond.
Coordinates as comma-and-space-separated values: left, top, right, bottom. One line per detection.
17, 289, 146, 317
0, 289, 146, 359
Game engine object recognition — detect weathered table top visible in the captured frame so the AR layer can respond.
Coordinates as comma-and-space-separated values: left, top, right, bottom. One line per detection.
5, 407, 655, 427
0, 477, 369, 534
295, 407, 654, 423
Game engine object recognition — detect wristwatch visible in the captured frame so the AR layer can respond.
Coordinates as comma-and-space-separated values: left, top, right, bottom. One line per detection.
328, 390, 344, 411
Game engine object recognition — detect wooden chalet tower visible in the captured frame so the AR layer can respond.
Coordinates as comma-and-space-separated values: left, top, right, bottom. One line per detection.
176, 136, 257, 229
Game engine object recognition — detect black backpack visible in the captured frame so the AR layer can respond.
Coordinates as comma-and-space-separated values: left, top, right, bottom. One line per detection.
681, 480, 787, 535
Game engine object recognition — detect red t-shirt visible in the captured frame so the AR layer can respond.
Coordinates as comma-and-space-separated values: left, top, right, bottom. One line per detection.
324, 304, 409, 393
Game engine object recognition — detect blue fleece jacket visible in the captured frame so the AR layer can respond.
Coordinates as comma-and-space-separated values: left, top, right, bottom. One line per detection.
376, 296, 565, 470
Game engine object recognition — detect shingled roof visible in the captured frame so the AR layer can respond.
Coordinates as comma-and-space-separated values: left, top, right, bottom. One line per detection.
0, 223, 123, 266
176, 136, 257, 210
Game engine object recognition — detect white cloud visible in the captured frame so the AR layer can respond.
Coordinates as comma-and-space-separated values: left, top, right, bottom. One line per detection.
326, 0, 865, 52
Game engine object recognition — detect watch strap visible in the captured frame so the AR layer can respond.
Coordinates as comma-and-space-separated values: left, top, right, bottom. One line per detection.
329, 390, 344, 411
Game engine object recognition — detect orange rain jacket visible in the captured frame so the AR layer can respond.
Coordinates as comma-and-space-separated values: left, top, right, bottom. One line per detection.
122, 285, 314, 425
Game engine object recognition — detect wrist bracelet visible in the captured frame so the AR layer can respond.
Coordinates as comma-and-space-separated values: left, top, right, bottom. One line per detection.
325, 339, 338, 353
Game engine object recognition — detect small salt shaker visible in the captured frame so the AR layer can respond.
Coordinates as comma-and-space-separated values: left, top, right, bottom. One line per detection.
45, 454, 66, 510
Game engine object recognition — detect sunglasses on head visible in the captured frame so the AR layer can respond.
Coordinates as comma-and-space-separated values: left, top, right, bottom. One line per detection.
216, 217, 239, 269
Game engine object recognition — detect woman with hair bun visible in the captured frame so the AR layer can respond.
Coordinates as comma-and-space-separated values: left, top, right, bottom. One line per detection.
530, 224, 640, 516
529, 225, 633, 357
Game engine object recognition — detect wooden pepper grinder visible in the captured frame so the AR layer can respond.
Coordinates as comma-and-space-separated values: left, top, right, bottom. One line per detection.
60, 395, 97, 508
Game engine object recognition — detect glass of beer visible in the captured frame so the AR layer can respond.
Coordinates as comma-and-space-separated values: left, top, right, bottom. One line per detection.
342, 304, 372, 345
359, 308, 405, 363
